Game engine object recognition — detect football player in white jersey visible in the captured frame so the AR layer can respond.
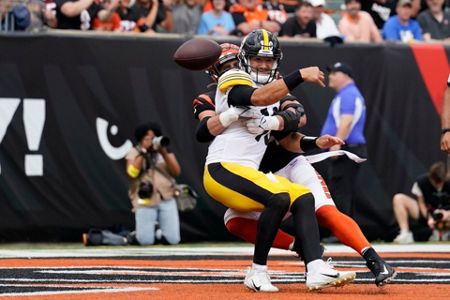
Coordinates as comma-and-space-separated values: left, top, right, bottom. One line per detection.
195, 42, 396, 288
202, 29, 356, 292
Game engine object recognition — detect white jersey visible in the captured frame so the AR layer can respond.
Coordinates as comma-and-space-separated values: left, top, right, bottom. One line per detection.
205, 69, 279, 169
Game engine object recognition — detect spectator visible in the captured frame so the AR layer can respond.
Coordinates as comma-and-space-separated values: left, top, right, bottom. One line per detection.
197, 0, 235, 35
133, 0, 172, 33
126, 122, 181, 245
172, 0, 202, 34
361, 0, 396, 29
1, 1, 31, 31
321, 62, 367, 219
309, 0, 341, 40
382, 0, 423, 42
229, 0, 280, 36
417, 0, 450, 42
279, 0, 300, 13
27, 0, 57, 31
280, 1, 316, 38
392, 162, 450, 243
93, 0, 121, 31
339, 0, 382, 42
262, 0, 288, 25
55, 0, 111, 30
362, 0, 421, 29
117, 0, 140, 31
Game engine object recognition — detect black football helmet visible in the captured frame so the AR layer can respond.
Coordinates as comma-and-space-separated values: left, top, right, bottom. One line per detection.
238, 29, 283, 84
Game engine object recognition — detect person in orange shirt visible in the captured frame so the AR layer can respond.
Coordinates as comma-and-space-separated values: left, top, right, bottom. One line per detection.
229, 0, 280, 35
338, 0, 382, 42
93, 0, 121, 31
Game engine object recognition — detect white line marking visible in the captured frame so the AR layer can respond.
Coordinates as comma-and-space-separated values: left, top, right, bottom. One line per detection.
0, 287, 158, 297
0, 244, 449, 258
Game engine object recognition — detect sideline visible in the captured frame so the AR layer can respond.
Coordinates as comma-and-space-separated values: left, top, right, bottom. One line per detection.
0, 243, 449, 258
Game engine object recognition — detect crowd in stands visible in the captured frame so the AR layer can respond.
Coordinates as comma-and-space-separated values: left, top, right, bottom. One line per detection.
1, 0, 450, 43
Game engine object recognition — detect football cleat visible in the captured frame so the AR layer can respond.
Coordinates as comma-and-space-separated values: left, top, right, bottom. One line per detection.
366, 258, 397, 287
244, 268, 279, 292
306, 259, 356, 291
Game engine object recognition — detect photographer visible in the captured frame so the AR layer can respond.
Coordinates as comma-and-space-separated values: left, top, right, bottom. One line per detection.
126, 122, 181, 245
392, 162, 450, 243
426, 192, 450, 238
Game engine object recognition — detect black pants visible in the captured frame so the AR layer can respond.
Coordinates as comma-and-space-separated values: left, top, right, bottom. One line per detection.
327, 144, 367, 217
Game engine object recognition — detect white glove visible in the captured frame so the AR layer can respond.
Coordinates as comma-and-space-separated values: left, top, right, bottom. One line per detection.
219, 106, 261, 127
219, 106, 244, 127
246, 115, 280, 135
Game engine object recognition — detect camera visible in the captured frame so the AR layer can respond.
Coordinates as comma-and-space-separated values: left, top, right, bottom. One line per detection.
152, 136, 170, 148
432, 211, 444, 222
138, 181, 154, 199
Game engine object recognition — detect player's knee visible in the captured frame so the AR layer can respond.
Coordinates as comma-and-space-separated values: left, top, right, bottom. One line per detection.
267, 193, 291, 214
291, 193, 315, 212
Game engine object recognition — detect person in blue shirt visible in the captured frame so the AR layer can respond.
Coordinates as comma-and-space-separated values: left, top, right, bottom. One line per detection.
197, 0, 235, 36
382, 0, 423, 42
321, 62, 367, 219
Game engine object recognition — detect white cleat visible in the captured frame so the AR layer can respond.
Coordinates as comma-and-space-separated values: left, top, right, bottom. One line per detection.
306, 259, 356, 291
244, 268, 279, 292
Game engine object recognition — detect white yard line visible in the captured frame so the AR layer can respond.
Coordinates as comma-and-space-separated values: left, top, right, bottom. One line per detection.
0, 244, 448, 258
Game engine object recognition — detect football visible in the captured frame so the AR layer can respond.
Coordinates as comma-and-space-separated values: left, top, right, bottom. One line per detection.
173, 39, 222, 71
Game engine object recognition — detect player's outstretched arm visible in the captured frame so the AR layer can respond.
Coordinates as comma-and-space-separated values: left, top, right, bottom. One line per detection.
250, 67, 324, 106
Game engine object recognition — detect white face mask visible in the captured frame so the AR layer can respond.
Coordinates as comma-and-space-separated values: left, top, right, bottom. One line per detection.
250, 71, 271, 84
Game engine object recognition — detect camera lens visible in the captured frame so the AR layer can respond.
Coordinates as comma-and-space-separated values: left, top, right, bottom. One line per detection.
138, 182, 153, 199
153, 136, 170, 148
432, 212, 443, 221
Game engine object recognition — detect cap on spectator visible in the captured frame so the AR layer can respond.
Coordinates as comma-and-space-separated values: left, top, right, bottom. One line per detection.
327, 62, 353, 78
396, 0, 412, 7
12, 4, 30, 30
309, 0, 326, 7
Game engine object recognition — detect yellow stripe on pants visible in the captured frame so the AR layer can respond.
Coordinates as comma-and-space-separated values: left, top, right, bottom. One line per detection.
203, 162, 311, 212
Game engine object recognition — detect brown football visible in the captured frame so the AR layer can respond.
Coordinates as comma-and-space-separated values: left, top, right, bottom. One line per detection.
173, 39, 222, 71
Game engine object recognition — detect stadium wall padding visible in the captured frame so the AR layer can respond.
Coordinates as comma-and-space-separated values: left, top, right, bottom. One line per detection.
0, 33, 448, 242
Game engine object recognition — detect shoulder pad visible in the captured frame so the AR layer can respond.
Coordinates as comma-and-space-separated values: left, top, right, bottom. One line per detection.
218, 69, 253, 93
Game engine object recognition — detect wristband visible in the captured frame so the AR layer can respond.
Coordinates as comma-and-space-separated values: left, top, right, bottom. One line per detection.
127, 164, 140, 178
441, 128, 450, 135
283, 70, 304, 91
275, 110, 299, 132
300, 136, 319, 152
